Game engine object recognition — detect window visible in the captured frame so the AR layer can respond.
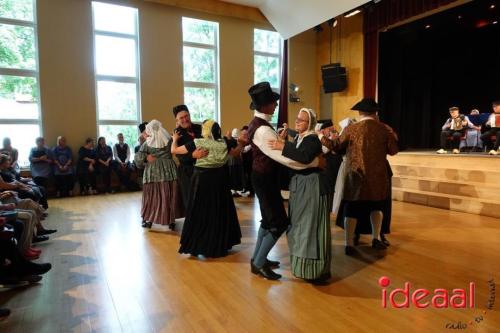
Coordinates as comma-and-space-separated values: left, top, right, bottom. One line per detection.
92, 2, 140, 151
0, 0, 41, 166
182, 17, 219, 123
253, 29, 282, 125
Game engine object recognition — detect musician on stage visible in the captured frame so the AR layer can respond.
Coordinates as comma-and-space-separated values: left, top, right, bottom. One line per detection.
436, 106, 470, 154
480, 100, 500, 155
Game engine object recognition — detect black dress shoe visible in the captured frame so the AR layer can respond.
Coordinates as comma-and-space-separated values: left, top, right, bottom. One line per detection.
266, 259, 280, 268
372, 238, 388, 250
381, 235, 390, 247
145, 222, 152, 229
345, 246, 355, 256
256, 265, 282, 280
168, 222, 176, 231
38, 229, 57, 235
32, 235, 49, 243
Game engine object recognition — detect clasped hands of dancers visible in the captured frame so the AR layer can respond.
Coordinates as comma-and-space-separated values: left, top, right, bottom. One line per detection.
135, 81, 399, 283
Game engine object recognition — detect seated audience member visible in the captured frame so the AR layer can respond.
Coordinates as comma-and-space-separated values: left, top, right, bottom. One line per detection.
96, 137, 114, 193
480, 100, 500, 155
29, 137, 52, 189
77, 138, 97, 195
52, 136, 75, 197
112, 133, 136, 191
0, 138, 20, 177
437, 106, 470, 154
0, 155, 49, 209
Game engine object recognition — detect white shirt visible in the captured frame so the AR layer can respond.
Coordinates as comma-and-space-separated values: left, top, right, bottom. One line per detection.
486, 113, 500, 127
113, 143, 130, 163
252, 111, 318, 170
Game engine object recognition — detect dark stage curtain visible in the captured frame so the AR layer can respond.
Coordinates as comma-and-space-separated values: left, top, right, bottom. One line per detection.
277, 39, 288, 126
363, 0, 457, 98
378, 7, 500, 149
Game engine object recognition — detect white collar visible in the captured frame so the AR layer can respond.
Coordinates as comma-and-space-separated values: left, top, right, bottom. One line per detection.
359, 116, 376, 122
254, 110, 273, 122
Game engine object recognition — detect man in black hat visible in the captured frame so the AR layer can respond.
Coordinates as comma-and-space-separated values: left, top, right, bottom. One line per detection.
247, 82, 319, 280
319, 98, 398, 255
172, 104, 208, 210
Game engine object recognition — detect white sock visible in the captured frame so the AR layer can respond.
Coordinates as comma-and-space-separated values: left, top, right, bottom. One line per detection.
344, 217, 357, 246
370, 211, 383, 241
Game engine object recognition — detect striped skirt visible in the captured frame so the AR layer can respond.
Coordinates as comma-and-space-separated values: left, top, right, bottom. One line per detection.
141, 180, 179, 225
290, 194, 332, 280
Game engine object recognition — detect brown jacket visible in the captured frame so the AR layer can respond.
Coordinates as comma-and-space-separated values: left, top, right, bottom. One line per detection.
321, 118, 398, 201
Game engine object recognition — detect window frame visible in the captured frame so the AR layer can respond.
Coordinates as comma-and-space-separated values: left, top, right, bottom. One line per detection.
0, 0, 43, 167
253, 28, 282, 125
182, 17, 220, 123
91, 1, 142, 141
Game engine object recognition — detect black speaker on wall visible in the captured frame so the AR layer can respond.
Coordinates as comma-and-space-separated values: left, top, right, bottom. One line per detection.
321, 63, 347, 93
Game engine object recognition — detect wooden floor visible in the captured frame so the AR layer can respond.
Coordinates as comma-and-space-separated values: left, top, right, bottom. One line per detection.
1, 193, 499, 332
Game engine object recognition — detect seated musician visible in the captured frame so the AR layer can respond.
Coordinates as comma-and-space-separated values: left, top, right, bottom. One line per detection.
437, 106, 470, 154
480, 100, 500, 155
460, 109, 483, 151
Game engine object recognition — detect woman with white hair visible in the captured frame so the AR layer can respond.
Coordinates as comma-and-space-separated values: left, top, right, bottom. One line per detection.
269, 108, 331, 283
134, 120, 179, 229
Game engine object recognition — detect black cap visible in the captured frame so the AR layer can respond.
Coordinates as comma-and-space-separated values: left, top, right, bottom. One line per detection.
173, 104, 189, 117
138, 122, 148, 133
318, 119, 333, 130
248, 82, 280, 110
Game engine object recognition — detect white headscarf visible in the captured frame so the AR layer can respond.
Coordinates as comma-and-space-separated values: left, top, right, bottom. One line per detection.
145, 119, 172, 148
296, 108, 317, 147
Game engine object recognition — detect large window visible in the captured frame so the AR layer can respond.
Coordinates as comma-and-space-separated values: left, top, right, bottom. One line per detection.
0, 0, 41, 166
182, 17, 219, 123
253, 29, 282, 125
92, 2, 140, 150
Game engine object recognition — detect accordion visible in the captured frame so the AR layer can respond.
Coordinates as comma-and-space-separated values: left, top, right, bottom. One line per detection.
492, 114, 500, 128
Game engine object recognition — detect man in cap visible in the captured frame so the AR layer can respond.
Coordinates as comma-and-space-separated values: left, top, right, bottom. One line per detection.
247, 82, 319, 280
172, 105, 208, 210
319, 98, 398, 255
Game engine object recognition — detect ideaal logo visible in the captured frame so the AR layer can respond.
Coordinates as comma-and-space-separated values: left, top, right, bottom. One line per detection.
378, 276, 496, 330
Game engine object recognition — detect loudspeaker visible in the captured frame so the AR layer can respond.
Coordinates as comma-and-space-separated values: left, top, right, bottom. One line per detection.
321, 63, 347, 93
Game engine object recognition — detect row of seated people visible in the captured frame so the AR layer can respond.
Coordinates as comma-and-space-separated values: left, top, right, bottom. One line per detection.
437, 101, 500, 155
0, 158, 57, 318
1, 134, 141, 198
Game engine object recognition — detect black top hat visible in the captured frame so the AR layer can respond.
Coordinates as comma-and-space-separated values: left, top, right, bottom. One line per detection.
351, 98, 380, 113
173, 104, 189, 117
248, 82, 280, 110
318, 119, 333, 130
138, 122, 148, 133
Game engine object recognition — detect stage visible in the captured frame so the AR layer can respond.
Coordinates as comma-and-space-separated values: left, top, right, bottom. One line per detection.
389, 151, 500, 219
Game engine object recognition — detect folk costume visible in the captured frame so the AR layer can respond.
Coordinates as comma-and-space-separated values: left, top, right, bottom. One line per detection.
247, 82, 318, 280
320, 98, 398, 255
134, 120, 179, 228
176, 120, 242, 258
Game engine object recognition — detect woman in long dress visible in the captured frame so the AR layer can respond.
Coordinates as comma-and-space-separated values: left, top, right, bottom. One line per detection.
134, 120, 179, 229
171, 119, 242, 258
269, 108, 332, 283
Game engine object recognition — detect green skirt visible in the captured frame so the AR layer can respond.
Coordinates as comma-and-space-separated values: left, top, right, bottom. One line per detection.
290, 194, 332, 280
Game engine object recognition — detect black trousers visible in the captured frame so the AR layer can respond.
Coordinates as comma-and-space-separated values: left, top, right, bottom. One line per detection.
480, 128, 500, 150
251, 170, 289, 239
440, 130, 464, 149
78, 171, 96, 192
54, 174, 74, 196
33, 177, 48, 189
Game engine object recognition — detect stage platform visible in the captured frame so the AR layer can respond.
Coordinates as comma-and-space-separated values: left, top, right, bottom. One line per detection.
389, 150, 500, 219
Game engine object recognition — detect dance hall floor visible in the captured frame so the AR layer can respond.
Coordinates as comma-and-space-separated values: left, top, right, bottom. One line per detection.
1, 193, 499, 332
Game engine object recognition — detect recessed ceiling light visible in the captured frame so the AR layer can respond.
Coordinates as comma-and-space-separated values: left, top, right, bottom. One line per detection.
425, 24, 431, 29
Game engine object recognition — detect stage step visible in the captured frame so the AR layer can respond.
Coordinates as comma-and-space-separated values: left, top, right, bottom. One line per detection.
389, 152, 500, 218
392, 175, 500, 200
392, 187, 500, 219
391, 164, 500, 183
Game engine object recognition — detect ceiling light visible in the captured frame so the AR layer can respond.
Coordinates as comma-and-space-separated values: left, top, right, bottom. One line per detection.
490, 4, 496, 9
425, 24, 431, 29
344, 9, 361, 18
